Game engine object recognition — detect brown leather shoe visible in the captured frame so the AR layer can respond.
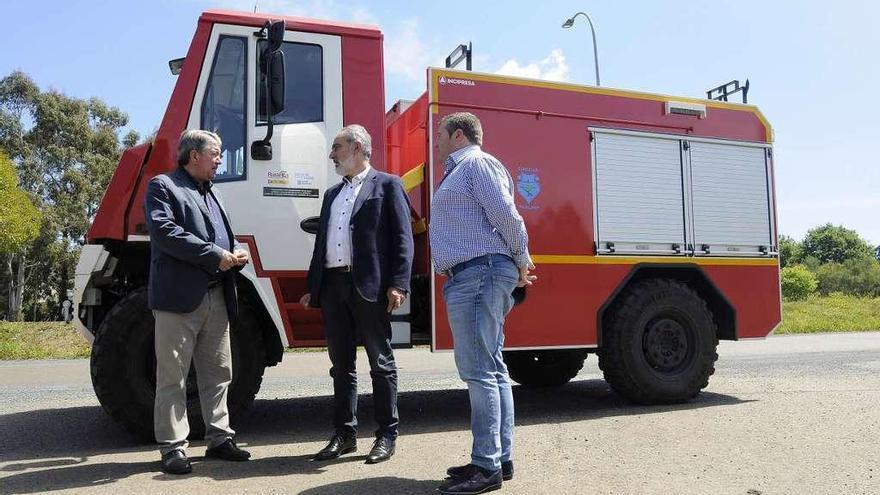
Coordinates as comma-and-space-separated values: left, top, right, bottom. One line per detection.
313, 433, 357, 461
365, 436, 395, 464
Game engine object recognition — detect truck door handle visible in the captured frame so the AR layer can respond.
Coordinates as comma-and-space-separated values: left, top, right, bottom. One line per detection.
300, 216, 320, 235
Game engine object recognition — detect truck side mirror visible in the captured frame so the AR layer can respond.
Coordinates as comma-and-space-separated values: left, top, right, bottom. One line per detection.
267, 50, 286, 115
252, 20, 287, 161
265, 18, 286, 115
267, 18, 285, 51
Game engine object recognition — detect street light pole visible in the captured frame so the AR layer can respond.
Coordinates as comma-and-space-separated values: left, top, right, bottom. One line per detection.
562, 11, 601, 86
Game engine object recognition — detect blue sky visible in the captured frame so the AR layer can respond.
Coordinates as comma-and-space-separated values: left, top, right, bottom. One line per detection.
2, 0, 878, 244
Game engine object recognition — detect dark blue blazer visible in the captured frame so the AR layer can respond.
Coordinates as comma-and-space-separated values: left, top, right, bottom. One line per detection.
307, 168, 414, 307
144, 167, 242, 316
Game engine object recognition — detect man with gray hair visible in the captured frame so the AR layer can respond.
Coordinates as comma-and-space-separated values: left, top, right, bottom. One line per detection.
300, 124, 414, 464
145, 129, 252, 474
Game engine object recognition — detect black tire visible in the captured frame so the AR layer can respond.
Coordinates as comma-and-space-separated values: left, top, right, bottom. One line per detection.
504, 350, 588, 387
227, 302, 267, 417
90, 287, 267, 441
598, 279, 719, 404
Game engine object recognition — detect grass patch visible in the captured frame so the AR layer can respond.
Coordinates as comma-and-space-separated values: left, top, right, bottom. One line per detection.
0, 321, 90, 360
777, 294, 880, 334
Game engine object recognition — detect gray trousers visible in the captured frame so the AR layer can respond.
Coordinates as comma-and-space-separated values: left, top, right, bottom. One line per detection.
153, 286, 234, 455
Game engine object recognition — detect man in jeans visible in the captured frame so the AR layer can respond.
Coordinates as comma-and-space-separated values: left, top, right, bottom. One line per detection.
430, 112, 535, 494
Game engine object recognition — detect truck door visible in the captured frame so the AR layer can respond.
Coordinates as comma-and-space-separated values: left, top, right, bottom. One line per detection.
187, 23, 343, 272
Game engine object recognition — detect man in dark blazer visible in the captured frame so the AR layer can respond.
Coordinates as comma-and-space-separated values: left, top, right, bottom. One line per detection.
300, 124, 413, 464
144, 129, 252, 475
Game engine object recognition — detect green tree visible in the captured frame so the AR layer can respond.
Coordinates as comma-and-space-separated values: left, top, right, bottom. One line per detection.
801, 224, 874, 264
778, 234, 803, 268
0, 151, 40, 252
123, 130, 140, 149
0, 151, 42, 320
0, 71, 129, 320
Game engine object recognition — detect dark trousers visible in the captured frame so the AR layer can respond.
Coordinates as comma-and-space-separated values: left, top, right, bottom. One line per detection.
320, 270, 399, 439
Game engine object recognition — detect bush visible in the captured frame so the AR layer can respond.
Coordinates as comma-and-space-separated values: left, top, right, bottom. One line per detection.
780, 265, 818, 301
813, 259, 880, 297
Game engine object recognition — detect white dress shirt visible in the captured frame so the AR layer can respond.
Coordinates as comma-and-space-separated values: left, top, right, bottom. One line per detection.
325, 165, 371, 268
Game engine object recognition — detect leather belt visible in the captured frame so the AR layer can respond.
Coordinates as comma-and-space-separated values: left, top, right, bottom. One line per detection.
447, 253, 513, 277
327, 265, 352, 273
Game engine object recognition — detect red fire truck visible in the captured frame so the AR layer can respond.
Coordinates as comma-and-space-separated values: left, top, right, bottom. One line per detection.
74, 10, 781, 438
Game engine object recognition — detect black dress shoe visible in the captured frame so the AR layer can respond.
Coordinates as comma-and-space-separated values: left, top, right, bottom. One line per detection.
313, 433, 357, 461
161, 449, 192, 475
205, 438, 251, 461
365, 436, 395, 464
438, 465, 502, 494
447, 461, 513, 481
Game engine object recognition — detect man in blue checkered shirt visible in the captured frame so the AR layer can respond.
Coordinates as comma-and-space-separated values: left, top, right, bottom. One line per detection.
431, 112, 536, 495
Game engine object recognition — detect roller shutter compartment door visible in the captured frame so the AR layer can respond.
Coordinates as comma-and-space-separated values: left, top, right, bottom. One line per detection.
689, 141, 772, 256
593, 132, 686, 255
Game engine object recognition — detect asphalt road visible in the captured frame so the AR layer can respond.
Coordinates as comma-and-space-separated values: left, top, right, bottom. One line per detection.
1, 332, 879, 495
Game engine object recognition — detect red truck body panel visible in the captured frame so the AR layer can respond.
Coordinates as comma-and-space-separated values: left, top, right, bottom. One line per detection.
412, 69, 779, 350
385, 93, 430, 275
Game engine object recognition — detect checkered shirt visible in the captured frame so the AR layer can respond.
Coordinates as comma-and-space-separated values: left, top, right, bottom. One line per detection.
429, 145, 531, 273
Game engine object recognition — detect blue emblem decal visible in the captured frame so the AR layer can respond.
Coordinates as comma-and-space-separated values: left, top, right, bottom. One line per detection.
517, 170, 541, 205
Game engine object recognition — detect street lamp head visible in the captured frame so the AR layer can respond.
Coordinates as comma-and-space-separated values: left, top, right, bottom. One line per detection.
560, 11, 601, 87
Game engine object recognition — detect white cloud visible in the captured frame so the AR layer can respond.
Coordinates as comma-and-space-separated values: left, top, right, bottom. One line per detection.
495, 49, 570, 82
472, 53, 492, 70
350, 7, 377, 25
384, 19, 430, 84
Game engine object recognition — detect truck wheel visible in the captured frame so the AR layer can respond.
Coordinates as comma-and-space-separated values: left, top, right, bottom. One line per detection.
598, 279, 718, 404
503, 350, 588, 387
90, 287, 267, 440
90, 288, 157, 440
226, 301, 267, 419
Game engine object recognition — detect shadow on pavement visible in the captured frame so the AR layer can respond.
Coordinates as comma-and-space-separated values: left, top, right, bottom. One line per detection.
0, 378, 753, 493
295, 476, 439, 494
1, 457, 440, 495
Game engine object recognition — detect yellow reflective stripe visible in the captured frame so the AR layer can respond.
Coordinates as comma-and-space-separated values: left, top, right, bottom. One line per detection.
530, 255, 778, 267
401, 163, 425, 192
